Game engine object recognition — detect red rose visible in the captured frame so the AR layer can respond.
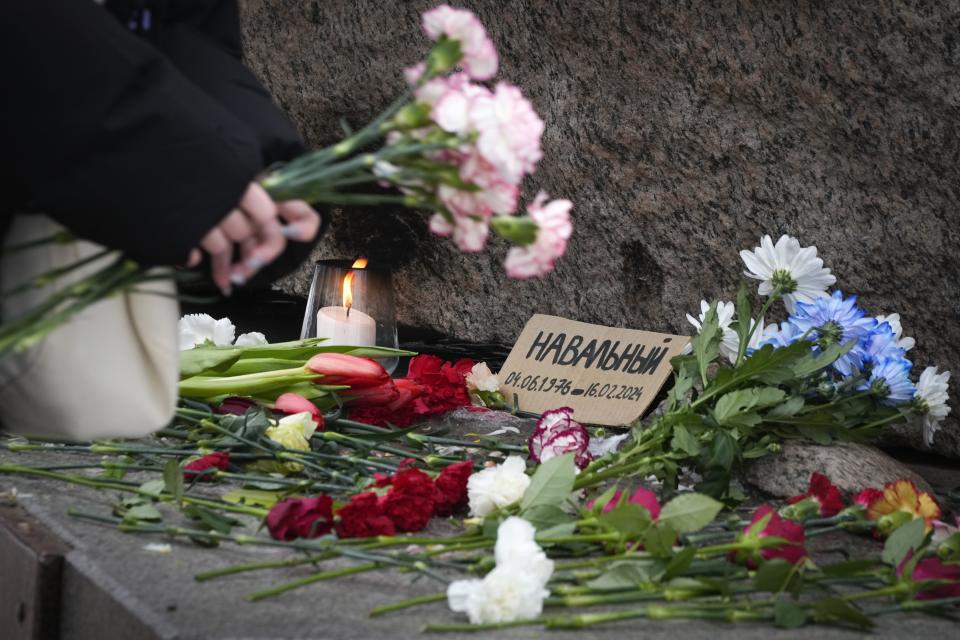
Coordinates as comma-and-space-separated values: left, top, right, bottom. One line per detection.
731, 505, 806, 568
587, 487, 661, 519
528, 407, 592, 469
335, 492, 396, 539
898, 553, 960, 600
381, 468, 441, 532
786, 472, 844, 517
183, 451, 230, 481
433, 461, 474, 517
266, 495, 334, 541
274, 392, 324, 430
217, 396, 257, 415
307, 353, 390, 388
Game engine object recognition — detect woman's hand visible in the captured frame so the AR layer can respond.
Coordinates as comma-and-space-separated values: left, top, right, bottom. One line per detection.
187, 183, 321, 294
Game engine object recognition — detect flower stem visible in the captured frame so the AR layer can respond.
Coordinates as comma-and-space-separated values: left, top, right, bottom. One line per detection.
370, 592, 447, 617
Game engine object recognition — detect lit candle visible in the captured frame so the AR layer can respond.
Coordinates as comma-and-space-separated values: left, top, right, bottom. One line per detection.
316, 258, 376, 347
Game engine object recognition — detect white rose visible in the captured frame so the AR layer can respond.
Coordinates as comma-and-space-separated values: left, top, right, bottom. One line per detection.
467, 456, 530, 517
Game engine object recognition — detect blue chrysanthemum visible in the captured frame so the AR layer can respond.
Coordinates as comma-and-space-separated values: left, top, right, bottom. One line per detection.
788, 291, 876, 376
859, 357, 915, 405
759, 321, 804, 350
862, 321, 907, 364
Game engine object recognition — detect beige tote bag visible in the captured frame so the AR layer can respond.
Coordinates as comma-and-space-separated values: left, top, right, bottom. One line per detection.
0, 215, 179, 440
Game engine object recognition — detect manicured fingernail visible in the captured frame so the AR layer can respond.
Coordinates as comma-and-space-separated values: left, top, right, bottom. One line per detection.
281, 225, 302, 240
245, 256, 265, 270
220, 285, 232, 297
230, 272, 247, 286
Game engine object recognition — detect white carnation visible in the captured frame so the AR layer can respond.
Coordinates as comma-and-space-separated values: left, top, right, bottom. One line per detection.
466, 362, 500, 393
178, 314, 235, 350
467, 456, 530, 517
234, 332, 268, 347
447, 517, 553, 624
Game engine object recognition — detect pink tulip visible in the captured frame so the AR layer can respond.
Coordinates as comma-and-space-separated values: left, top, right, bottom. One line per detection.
307, 353, 390, 388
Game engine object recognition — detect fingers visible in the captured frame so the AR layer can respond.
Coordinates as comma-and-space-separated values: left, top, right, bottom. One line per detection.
277, 200, 321, 242
186, 248, 201, 268
239, 183, 278, 226
233, 219, 286, 282
200, 227, 233, 294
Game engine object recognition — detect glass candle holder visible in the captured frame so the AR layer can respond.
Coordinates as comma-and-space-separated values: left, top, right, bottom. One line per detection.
300, 259, 399, 375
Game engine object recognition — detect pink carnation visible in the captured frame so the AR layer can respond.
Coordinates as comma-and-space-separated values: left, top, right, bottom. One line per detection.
421, 5, 498, 80
528, 407, 591, 469
504, 192, 573, 278
470, 83, 544, 184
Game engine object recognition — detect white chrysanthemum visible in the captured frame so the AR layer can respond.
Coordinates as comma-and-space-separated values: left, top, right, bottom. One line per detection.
178, 314, 235, 350
685, 300, 737, 361
914, 366, 951, 446
447, 517, 553, 624
466, 362, 500, 393
875, 313, 916, 351
467, 456, 530, 517
739, 235, 836, 313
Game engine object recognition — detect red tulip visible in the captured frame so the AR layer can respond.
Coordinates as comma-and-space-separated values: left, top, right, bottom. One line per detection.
274, 392, 324, 430
307, 353, 390, 388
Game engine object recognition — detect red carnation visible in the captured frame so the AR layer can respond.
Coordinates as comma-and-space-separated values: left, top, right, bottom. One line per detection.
335, 492, 396, 539
528, 407, 592, 469
731, 505, 807, 568
407, 355, 474, 417
274, 392, 324, 430
854, 487, 883, 509
433, 461, 474, 517
266, 495, 334, 541
381, 468, 441, 532
787, 472, 844, 517
183, 451, 230, 481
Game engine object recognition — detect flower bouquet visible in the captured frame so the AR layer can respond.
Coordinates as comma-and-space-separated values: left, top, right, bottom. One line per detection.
0, 4, 571, 360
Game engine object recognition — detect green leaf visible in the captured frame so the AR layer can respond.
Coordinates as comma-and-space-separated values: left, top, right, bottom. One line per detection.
184, 505, 241, 534
723, 341, 812, 387
644, 522, 677, 558
881, 517, 926, 566
663, 546, 696, 580
219, 408, 271, 444
125, 504, 163, 522
163, 459, 184, 506
754, 559, 802, 594
812, 597, 873, 629
792, 339, 857, 378
179, 347, 243, 378
769, 395, 805, 417
671, 424, 701, 456
774, 600, 808, 629
667, 364, 696, 411
522, 505, 571, 531
585, 561, 657, 591
705, 431, 738, 470
222, 488, 282, 508
597, 503, 652, 538
659, 493, 724, 534
691, 303, 721, 385
139, 479, 165, 497
588, 485, 621, 513
712, 387, 786, 427
520, 453, 576, 511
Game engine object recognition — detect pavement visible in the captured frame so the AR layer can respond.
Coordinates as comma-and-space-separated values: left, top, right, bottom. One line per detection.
2, 445, 959, 640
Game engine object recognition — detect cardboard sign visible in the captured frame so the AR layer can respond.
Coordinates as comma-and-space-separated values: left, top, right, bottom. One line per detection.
499, 315, 689, 426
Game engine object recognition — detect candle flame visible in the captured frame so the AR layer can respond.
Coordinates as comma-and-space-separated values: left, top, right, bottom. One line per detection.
342, 258, 368, 311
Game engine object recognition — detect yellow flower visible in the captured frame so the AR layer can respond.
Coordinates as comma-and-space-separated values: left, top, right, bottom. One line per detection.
248, 412, 318, 475
867, 479, 941, 533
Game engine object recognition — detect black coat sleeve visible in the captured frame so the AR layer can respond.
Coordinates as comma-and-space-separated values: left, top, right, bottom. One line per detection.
1, 0, 264, 266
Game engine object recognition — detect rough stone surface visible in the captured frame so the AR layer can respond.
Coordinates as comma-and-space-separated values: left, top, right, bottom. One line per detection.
744, 441, 935, 498
238, 0, 960, 454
